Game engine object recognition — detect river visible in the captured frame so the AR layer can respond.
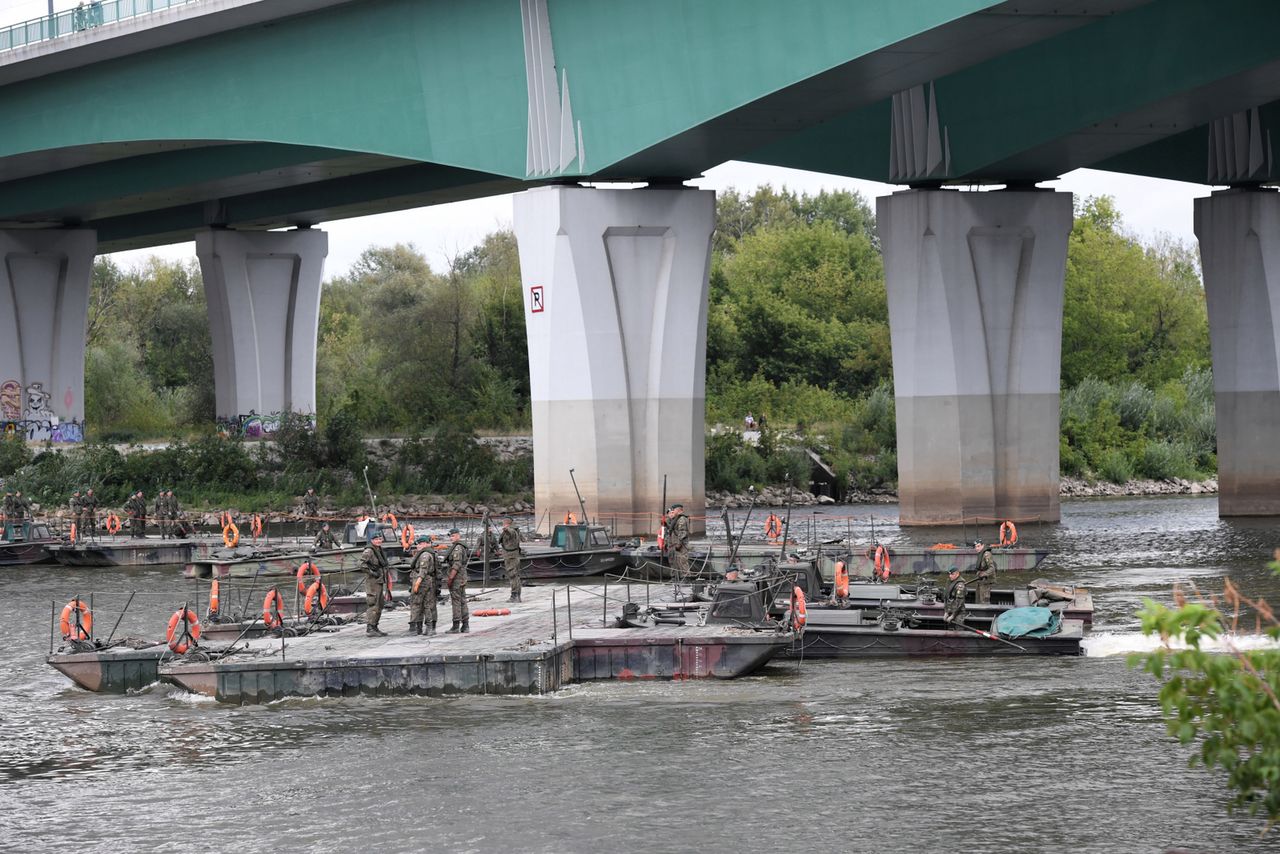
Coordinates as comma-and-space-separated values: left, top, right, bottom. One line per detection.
0, 495, 1277, 853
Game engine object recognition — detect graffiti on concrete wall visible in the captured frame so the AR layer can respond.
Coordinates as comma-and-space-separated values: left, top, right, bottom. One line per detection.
216, 410, 315, 440
0, 379, 84, 443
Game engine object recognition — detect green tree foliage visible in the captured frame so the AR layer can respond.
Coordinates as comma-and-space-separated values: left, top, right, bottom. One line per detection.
1132, 557, 1280, 830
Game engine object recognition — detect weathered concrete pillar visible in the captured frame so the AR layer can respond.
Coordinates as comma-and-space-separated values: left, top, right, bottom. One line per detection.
196, 229, 327, 434
1194, 189, 1280, 516
878, 189, 1072, 525
0, 229, 96, 443
514, 186, 714, 536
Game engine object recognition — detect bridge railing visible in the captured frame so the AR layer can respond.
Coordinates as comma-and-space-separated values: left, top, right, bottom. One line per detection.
0, 0, 201, 53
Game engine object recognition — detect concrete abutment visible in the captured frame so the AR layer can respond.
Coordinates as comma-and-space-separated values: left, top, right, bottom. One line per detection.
878, 189, 1072, 526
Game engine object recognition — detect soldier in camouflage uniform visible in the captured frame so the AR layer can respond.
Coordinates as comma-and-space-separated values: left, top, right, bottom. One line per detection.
12, 490, 31, 521
313, 522, 339, 551
359, 528, 389, 636
943, 567, 967, 628
444, 528, 470, 633
80, 489, 98, 536
154, 491, 170, 539
301, 488, 320, 535
125, 491, 146, 539
2, 492, 13, 522
70, 491, 82, 529
407, 542, 443, 635
664, 502, 691, 579
499, 517, 523, 602
974, 541, 997, 605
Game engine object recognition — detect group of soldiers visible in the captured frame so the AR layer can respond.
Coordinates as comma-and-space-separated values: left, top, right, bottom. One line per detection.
942, 542, 998, 628
119, 489, 185, 539
67, 489, 99, 534
1, 490, 33, 523
358, 516, 524, 638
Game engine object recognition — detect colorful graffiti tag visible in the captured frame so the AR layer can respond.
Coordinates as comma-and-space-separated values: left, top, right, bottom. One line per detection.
215, 410, 315, 440
0, 378, 84, 443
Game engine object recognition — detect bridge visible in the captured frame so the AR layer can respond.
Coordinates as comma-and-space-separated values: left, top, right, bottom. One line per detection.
1, 0, 1278, 529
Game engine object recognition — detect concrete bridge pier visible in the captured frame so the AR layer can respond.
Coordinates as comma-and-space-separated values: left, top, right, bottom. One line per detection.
195, 228, 328, 435
0, 229, 97, 442
878, 189, 1073, 526
513, 186, 715, 536
1195, 189, 1280, 516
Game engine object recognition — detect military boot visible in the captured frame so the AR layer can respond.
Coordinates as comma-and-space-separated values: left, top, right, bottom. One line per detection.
461, 621, 470, 634
447, 621, 461, 634
425, 623, 436, 636
408, 622, 420, 635
367, 624, 387, 637
509, 592, 519, 602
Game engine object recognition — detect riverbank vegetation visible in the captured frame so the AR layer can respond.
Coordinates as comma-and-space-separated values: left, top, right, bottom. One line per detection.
32, 188, 1213, 503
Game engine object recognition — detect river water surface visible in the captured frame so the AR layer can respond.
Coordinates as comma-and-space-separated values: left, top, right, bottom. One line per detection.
1, 495, 1278, 853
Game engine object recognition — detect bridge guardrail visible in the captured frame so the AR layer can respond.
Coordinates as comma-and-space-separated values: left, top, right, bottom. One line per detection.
0, 0, 201, 53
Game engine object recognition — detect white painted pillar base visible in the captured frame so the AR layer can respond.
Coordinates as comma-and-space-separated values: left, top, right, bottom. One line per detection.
196, 229, 327, 433
1195, 189, 1280, 516
0, 229, 96, 443
878, 189, 1072, 525
514, 186, 715, 536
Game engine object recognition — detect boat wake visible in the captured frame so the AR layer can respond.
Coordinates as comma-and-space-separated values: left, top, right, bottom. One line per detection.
1084, 630, 1280, 657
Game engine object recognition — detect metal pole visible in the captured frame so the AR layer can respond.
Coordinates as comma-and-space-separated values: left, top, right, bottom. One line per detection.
482, 512, 491, 589
552, 590, 558, 645
49, 600, 55, 654
602, 578, 608, 625
566, 586, 572, 640
104, 591, 136, 646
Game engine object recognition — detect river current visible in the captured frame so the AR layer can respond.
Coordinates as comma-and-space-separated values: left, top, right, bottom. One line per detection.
1, 495, 1277, 853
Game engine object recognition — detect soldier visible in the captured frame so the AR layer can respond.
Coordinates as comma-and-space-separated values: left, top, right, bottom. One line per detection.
70, 491, 83, 528
443, 528, 470, 633
2, 491, 12, 522
664, 502, 691, 579
154, 490, 170, 539
359, 528, 390, 636
13, 490, 31, 521
943, 567, 968, 629
499, 516, 523, 602
313, 521, 339, 551
81, 488, 98, 536
126, 490, 146, 539
974, 540, 997, 605
167, 491, 183, 535
407, 542, 443, 635
301, 488, 320, 535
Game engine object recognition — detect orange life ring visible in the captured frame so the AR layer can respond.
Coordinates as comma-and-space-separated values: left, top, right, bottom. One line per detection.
251, 514, 263, 538
208, 579, 221, 617
304, 580, 330, 616
382, 512, 398, 530
834, 561, 849, 599
59, 598, 92, 640
166, 608, 201, 654
999, 520, 1018, 547
764, 514, 782, 541
262, 588, 285, 629
219, 511, 233, 529
791, 586, 807, 630
69, 522, 77, 545
105, 513, 121, 535
222, 523, 240, 548
564, 512, 577, 525
657, 514, 666, 550
401, 524, 415, 551
874, 545, 891, 581
296, 561, 320, 593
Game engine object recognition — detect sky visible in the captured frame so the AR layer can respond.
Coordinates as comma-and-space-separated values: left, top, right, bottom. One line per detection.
1, 0, 1218, 279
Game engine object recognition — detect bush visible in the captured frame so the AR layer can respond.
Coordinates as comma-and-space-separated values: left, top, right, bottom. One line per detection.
0, 434, 32, 478
1136, 440, 1199, 481
1098, 448, 1133, 484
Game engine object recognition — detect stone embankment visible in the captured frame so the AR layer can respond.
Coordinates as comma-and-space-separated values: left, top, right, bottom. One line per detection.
1058, 476, 1218, 497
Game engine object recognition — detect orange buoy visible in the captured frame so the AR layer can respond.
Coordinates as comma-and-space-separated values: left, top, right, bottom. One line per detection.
834, 561, 849, 599
219, 511, 233, 530
657, 514, 666, 550
382, 512, 398, 530
222, 522, 240, 548
999, 520, 1018, 547
59, 598, 92, 640
208, 579, 221, 617
401, 524, 415, 551
251, 514, 263, 538
68, 522, 77, 544
105, 513, 121, 535
564, 512, 577, 525
764, 514, 782, 541
262, 588, 285, 629
791, 586, 807, 630
874, 545, 891, 581
295, 561, 320, 593
166, 608, 201, 654
304, 580, 329, 616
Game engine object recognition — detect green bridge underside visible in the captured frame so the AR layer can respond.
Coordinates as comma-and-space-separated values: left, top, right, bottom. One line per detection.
1, 0, 1279, 250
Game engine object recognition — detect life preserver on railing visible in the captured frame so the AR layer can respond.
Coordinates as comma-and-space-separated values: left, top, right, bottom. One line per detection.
208, 579, 221, 618
105, 513, 121, 535
304, 580, 329, 616
999, 520, 1018, 547
251, 514, 263, 538
296, 561, 320, 593
222, 523, 240, 549
219, 511, 233, 530
401, 524, 415, 551
166, 608, 201, 654
262, 588, 285, 629
60, 598, 92, 641
564, 512, 577, 525
790, 586, 807, 630
382, 512, 398, 530
69, 522, 77, 545
657, 514, 666, 550
874, 544, 891, 581
764, 514, 783, 541
834, 561, 849, 599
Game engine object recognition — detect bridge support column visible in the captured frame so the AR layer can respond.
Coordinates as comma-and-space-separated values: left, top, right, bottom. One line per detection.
1195, 189, 1280, 516
196, 229, 327, 435
878, 189, 1072, 526
0, 229, 96, 443
514, 186, 715, 536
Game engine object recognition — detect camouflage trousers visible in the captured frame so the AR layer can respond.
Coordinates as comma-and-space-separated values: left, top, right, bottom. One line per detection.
364, 580, 384, 628
409, 582, 439, 629
669, 546, 690, 577
975, 578, 993, 605
504, 553, 521, 596
130, 517, 145, 539
449, 580, 468, 627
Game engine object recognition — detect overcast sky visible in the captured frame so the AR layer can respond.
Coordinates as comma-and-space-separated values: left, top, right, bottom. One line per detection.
2, 1, 1217, 278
